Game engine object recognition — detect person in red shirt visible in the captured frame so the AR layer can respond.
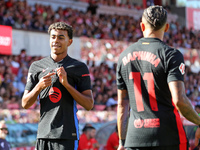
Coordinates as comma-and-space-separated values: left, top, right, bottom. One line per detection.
78, 126, 99, 150
106, 125, 119, 150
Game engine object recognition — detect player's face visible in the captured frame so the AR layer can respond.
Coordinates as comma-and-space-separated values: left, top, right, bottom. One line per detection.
50, 29, 72, 56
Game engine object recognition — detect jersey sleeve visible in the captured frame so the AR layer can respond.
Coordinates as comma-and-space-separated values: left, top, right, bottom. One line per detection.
167, 49, 185, 83
25, 62, 39, 91
116, 58, 127, 90
75, 63, 91, 92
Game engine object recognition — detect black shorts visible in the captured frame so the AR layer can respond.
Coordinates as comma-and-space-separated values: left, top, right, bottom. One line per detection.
126, 143, 189, 150
36, 138, 78, 150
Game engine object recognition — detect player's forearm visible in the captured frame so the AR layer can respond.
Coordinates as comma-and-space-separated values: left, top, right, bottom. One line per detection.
63, 83, 94, 110
117, 103, 128, 140
169, 81, 200, 125
177, 95, 200, 125
22, 85, 42, 109
117, 90, 129, 141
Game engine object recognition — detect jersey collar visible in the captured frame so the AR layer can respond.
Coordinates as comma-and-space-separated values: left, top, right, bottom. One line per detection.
49, 55, 70, 66
139, 37, 163, 43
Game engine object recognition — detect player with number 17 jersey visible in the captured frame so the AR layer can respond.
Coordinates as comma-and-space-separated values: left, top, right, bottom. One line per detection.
117, 37, 187, 147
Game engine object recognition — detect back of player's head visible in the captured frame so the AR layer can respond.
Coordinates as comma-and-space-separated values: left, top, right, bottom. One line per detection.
48, 22, 73, 39
142, 5, 167, 31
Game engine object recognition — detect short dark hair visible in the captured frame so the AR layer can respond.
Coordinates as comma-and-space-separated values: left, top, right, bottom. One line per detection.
195, 105, 200, 109
84, 126, 96, 132
142, 5, 167, 31
82, 123, 92, 132
48, 22, 73, 39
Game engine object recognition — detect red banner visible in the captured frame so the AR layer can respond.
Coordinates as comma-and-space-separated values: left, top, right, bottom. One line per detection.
186, 7, 200, 30
0, 25, 12, 55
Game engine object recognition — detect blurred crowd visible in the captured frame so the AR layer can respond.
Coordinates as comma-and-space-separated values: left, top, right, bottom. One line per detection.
0, 49, 200, 112
0, 1, 199, 150
0, 0, 200, 112
80, 0, 143, 8
0, 49, 119, 111
0, 0, 199, 49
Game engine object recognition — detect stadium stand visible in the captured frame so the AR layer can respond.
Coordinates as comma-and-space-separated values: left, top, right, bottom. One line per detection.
0, 0, 200, 149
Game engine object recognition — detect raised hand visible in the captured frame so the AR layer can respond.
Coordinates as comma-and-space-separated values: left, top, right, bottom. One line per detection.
38, 72, 56, 90
56, 66, 68, 86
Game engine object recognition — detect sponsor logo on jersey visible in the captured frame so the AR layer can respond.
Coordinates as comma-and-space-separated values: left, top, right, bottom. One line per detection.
179, 63, 185, 75
122, 51, 160, 67
134, 118, 160, 128
49, 87, 62, 103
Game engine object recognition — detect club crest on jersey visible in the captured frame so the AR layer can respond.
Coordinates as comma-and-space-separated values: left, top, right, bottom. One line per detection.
179, 63, 185, 75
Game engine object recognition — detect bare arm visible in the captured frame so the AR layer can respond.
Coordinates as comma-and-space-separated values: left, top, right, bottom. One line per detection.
169, 81, 200, 146
117, 89, 129, 150
169, 81, 200, 125
22, 72, 56, 109
57, 67, 94, 111
64, 86, 94, 111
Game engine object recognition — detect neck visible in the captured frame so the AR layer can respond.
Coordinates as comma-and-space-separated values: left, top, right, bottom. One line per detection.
51, 53, 67, 62
143, 29, 164, 41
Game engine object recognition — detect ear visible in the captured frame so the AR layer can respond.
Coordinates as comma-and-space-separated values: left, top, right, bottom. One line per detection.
140, 22, 145, 32
68, 39, 73, 46
164, 23, 169, 32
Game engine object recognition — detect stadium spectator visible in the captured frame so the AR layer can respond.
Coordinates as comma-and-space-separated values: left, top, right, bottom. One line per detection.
0, 120, 10, 150
0, 0, 195, 47
6, 96, 20, 109
87, 0, 98, 15
17, 66, 28, 83
78, 126, 99, 150
106, 125, 119, 150
17, 75, 26, 98
106, 93, 118, 111
94, 93, 104, 105
195, 105, 200, 115
10, 55, 20, 75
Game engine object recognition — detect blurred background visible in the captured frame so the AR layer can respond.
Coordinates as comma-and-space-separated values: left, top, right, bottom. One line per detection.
0, 0, 200, 149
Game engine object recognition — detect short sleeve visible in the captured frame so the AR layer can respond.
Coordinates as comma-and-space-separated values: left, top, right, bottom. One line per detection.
25, 62, 39, 91
76, 64, 91, 92
167, 49, 185, 83
116, 58, 127, 90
